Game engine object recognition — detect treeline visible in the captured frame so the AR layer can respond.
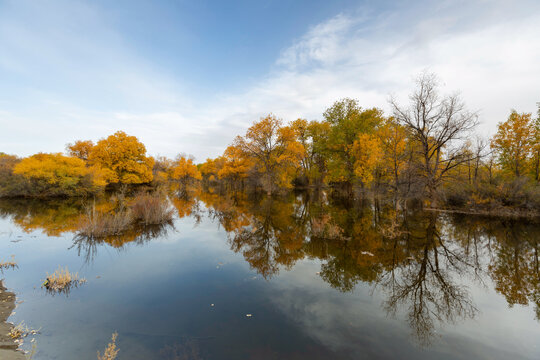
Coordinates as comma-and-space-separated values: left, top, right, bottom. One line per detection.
1, 73, 540, 214
0, 131, 200, 197
200, 73, 540, 213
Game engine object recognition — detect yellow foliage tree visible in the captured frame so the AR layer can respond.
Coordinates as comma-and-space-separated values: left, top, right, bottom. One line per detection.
151, 156, 175, 184
491, 111, 533, 178
13, 153, 106, 196
200, 157, 225, 183
218, 145, 252, 184
234, 115, 303, 194
88, 131, 154, 185
351, 133, 382, 187
377, 119, 408, 189
66, 140, 94, 161
172, 156, 202, 192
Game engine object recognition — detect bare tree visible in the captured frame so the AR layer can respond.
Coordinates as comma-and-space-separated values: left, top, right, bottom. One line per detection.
472, 136, 489, 185
390, 73, 478, 206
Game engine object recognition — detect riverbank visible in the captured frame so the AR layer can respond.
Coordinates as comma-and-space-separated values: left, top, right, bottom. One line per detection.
0, 281, 25, 360
425, 206, 540, 219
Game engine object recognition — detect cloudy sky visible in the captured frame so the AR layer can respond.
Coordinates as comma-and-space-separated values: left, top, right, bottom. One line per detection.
1, 0, 539, 161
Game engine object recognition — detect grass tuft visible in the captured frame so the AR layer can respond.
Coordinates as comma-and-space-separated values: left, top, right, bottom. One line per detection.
0, 255, 18, 272
42, 266, 86, 294
8, 321, 39, 340
97, 332, 119, 360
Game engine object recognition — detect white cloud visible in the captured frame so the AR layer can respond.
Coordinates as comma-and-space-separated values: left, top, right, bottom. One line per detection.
1, 0, 539, 160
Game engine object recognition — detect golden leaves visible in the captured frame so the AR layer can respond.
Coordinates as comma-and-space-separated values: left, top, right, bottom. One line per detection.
88, 131, 154, 185
172, 157, 202, 181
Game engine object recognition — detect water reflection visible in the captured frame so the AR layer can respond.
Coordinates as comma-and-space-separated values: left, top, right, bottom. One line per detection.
199, 190, 540, 344
0, 197, 85, 236
0, 190, 539, 346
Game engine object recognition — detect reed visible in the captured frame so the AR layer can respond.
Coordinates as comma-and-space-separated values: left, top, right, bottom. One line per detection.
130, 193, 174, 225
42, 266, 86, 293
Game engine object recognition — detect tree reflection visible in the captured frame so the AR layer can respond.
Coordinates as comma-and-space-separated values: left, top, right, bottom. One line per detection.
200, 191, 485, 344
2, 189, 540, 344
0, 197, 85, 236
486, 220, 540, 320
0, 195, 175, 264
378, 213, 478, 345
71, 222, 174, 263
201, 192, 306, 278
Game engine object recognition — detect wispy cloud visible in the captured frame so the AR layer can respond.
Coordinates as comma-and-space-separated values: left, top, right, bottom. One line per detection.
1, 0, 539, 160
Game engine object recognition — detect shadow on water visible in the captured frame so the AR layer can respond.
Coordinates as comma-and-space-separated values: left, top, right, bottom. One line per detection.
0, 189, 539, 348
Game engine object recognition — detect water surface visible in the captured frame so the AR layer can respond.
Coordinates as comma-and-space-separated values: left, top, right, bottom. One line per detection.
0, 192, 538, 359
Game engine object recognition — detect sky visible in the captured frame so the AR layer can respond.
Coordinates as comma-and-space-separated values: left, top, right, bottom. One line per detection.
1, 0, 539, 161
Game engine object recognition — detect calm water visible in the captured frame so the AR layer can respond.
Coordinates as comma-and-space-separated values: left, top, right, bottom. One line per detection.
0, 191, 539, 359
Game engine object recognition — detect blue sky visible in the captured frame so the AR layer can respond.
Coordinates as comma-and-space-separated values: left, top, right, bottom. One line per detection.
1, 0, 540, 160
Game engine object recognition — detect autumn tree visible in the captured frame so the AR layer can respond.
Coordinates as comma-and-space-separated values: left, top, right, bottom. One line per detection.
462, 136, 489, 185
377, 119, 408, 190
13, 153, 106, 196
322, 99, 385, 190
390, 73, 478, 205
0, 153, 26, 197
530, 109, 540, 182
152, 156, 175, 184
88, 131, 154, 185
200, 157, 225, 184
171, 156, 202, 193
234, 114, 303, 195
218, 145, 252, 186
290, 118, 312, 185
351, 133, 382, 187
66, 140, 94, 161
290, 119, 330, 187
490, 111, 533, 178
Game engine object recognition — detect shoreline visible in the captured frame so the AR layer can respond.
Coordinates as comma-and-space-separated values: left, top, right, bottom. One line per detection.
0, 281, 25, 360
425, 207, 540, 219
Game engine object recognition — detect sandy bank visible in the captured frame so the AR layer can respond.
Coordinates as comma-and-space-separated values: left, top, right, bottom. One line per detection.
0, 280, 25, 360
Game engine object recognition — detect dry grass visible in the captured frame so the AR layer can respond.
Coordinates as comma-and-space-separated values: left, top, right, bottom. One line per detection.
130, 193, 174, 225
97, 332, 119, 360
8, 321, 39, 340
78, 206, 132, 239
42, 266, 86, 294
77, 193, 173, 239
0, 255, 18, 272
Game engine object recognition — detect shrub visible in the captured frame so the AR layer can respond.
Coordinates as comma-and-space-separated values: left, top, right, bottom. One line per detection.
78, 205, 133, 239
130, 193, 174, 225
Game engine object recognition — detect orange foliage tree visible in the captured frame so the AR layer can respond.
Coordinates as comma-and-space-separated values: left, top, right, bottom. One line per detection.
66, 140, 94, 161
218, 145, 252, 186
88, 131, 154, 185
200, 157, 225, 183
234, 114, 303, 194
171, 156, 202, 192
